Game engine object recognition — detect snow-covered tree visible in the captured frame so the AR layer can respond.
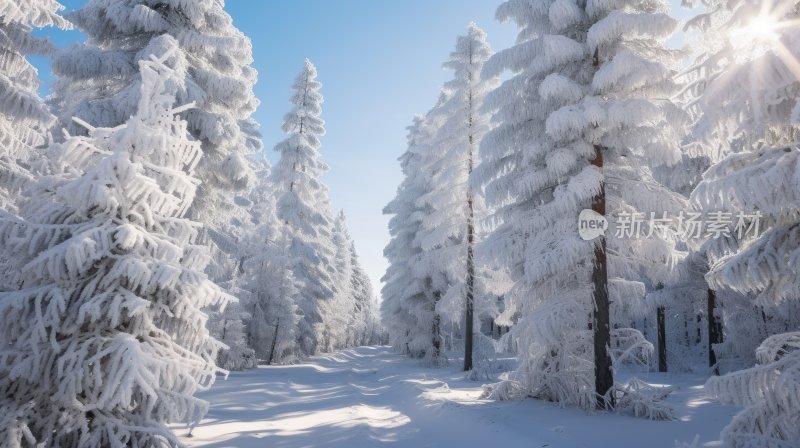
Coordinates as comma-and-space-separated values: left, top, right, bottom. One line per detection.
0, 0, 69, 293
683, 0, 800, 445
50, 1, 262, 311
329, 210, 381, 348
0, 46, 229, 447
0, 0, 67, 212
382, 112, 446, 362
271, 59, 338, 356
228, 156, 301, 364
350, 242, 382, 346
327, 211, 355, 349
413, 23, 497, 372
52, 0, 261, 213
475, 0, 686, 410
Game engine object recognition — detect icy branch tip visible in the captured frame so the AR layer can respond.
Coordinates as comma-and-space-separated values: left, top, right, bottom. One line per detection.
171, 102, 196, 115
71, 116, 95, 132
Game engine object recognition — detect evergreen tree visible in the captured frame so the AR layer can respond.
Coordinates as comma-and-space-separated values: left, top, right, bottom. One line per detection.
414, 23, 497, 371
685, 0, 800, 445
382, 113, 444, 361
330, 211, 355, 348
0, 0, 68, 210
52, 0, 261, 208
350, 241, 382, 346
50, 1, 262, 310
271, 59, 338, 356
475, 0, 686, 410
0, 46, 229, 447
0, 0, 68, 291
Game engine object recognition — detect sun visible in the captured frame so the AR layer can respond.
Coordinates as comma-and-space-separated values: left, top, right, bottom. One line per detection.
742, 15, 780, 41
728, 14, 783, 60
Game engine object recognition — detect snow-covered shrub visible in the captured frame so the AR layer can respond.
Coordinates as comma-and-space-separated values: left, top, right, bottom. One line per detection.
0, 46, 230, 447
611, 378, 674, 420
217, 346, 258, 371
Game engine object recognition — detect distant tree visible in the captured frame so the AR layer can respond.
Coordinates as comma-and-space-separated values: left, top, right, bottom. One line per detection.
271, 60, 338, 356
0, 47, 229, 447
350, 241, 382, 346
329, 211, 355, 349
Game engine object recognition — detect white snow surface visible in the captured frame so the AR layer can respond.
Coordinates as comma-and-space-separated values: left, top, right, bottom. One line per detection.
175, 346, 737, 448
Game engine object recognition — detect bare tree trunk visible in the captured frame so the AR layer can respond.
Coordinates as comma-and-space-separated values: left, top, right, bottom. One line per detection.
707, 288, 723, 375
464, 207, 475, 371
432, 291, 442, 362
267, 317, 280, 365
463, 149, 475, 371
696, 314, 702, 345
657, 306, 667, 372
590, 47, 614, 410
463, 45, 476, 372
591, 142, 613, 409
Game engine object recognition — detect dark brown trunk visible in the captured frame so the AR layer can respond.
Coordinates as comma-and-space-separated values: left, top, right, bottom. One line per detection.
707, 288, 723, 375
464, 47, 476, 372
657, 306, 667, 372
267, 317, 280, 365
591, 47, 613, 410
464, 208, 474, 371
432, 291, 442, 361
591, 143, 613, 408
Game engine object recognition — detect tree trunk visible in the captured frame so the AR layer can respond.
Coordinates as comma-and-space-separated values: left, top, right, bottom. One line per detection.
707, 288, 723, 375
591, 47, 614, 410
432, 291, 442, 362
464, 187, 475, 371
657, 305, 667, 372
591, 141, 614, 409
267, 317, 280, 365
463, 52, 476, 372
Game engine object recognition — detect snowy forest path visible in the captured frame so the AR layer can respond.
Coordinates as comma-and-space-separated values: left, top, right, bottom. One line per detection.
176, 346, 736, 448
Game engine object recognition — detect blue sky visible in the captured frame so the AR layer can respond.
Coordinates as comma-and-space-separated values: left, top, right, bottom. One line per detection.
33, 0, 693, 297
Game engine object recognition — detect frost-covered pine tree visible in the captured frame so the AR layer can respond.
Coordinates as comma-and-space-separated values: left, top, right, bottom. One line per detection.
683, 1, 800, 445
50, 1, 262, 305
330, 210, 381, 348
0, 0, 68, 292
329, 211, 355, 348
382, 112, 445, 361
413, 23, 497, 372
0, 0, 68, 211
0, 46, 230, 447
475, 0, 686, 410
271, 59, 338, 356
52, 0, 261, 211
226, 155, 301, 364
350, 241, 382, 346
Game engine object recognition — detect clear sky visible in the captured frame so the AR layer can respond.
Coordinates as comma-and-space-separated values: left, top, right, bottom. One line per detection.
32, 0, 692, 298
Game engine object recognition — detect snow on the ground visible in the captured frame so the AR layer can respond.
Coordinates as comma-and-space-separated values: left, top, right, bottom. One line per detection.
174, 346, 738, 448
